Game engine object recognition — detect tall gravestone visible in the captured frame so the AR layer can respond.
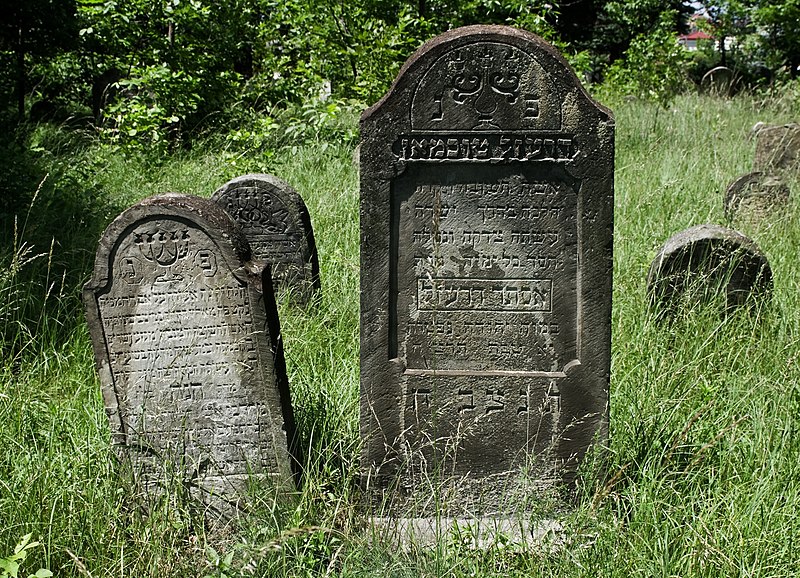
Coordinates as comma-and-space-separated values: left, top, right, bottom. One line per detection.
360, 26, 614, 515
83, 194, 297, 513
212, 174, 320, 305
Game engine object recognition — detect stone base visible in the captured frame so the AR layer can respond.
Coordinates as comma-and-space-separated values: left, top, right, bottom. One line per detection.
367, 516, 565, 551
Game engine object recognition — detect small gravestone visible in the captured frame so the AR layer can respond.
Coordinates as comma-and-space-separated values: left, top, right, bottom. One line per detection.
83, 193, 297, 514
212, 174, 320, 305
724, 172, 790, 224
754, 123, 800, 174
701, 66, 736, 96
647, 224, 772, 318
360, 25, 614, 517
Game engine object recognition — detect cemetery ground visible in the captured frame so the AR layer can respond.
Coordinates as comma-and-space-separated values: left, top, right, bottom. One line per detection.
2, 90, 800, 577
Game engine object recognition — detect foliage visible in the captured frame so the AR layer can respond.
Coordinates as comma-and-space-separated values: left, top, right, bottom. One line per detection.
591, 0, 692, 64
0, 0, 79, 118
603, 11, 690, 107
752, 0, 800, 77
0, 535, 52, 578
77, 0, 250, 152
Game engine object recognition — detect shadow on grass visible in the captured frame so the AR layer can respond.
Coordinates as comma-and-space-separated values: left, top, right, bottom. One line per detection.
0, 117, 121, 359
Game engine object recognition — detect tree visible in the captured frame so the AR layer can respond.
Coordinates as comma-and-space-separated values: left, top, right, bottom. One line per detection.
696, 0, 753, 67
0, 0, 78, 120
753, 0, 800, 77
591, 0, 692, 63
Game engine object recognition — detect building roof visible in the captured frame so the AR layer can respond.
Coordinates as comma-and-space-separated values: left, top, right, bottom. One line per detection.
679, 30, 713, 41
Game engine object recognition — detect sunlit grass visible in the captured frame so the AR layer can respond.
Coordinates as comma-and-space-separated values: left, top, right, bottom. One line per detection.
1, 91, 800, 576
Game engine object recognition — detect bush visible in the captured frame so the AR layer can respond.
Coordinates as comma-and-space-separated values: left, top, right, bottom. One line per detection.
603, 11, 690, 107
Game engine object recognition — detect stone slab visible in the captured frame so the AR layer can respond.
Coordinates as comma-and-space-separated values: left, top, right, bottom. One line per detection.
212, 174, 320, 306
647, 223, 772, 318
359, 25, 614, 516
83, 193, 297, 515
724, 171, 790, 224
369, 516, 565, 551
754, 123, 800, 174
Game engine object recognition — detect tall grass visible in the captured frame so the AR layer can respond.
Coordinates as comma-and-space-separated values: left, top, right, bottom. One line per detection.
1, 91, 800, 576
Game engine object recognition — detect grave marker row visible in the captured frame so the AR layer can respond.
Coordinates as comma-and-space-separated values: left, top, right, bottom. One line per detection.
84, 174, 319, 514
86, 26, 617, 529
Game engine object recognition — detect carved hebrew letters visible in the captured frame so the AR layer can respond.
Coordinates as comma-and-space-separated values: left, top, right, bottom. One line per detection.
212, 174, 320, 306
360, 26, 613, 515
398, 179, 577, 374
84, 195, 295, 509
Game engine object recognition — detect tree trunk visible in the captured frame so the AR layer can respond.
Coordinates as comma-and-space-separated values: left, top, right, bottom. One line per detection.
16, 24, 25, 121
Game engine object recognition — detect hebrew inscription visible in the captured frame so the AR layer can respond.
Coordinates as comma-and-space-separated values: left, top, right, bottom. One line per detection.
396, 176, 577, 374
84, 195, 296, 510
360, 26, 613, 515
212, 174, 320, 305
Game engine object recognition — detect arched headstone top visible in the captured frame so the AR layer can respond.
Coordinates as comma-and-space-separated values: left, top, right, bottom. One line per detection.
364, 25, 612, 127
361, 26, 614, 179
88, 193, 253, 292
211, 174, 320, 306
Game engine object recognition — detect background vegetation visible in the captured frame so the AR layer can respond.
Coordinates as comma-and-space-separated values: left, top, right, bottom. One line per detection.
2, 0, 800, 576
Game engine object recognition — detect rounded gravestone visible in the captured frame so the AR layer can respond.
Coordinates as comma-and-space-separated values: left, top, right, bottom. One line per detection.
647, 224, 772, 318
211, 174, 320, 306
724, 171, 790, 224
701, 66, 736, 96
360, 24, 614, 516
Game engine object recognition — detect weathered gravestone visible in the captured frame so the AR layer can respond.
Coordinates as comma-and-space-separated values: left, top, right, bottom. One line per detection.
212, 174, 320, 305
83, 193, 297, 513
724, 172, 790, 224
701, 66, 736, 97
360, 25, 614, 516
647, 224, 772, 318
754, 123, 800, 174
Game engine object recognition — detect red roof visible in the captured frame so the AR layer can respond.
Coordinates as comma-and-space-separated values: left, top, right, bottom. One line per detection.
679, 30, 713, 41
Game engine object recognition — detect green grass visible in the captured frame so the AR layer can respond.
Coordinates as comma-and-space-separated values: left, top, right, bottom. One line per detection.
2, 90, 800, 576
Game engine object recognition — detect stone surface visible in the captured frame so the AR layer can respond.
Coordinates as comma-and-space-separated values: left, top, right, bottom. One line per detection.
647, 224, 772, 317
724, 171, 790, 224
360, 25, 614, 516
701, 66, 736, 96
369, 517, 565, 551
83, 193, 297, 514
212, 174, 320, 305
754, 123, 800, 174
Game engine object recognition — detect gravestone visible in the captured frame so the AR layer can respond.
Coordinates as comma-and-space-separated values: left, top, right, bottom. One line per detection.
83, 193, 297, 514
647, 224, 772, 318
360, 25, 614, 516
212, 174, 320, 305
724, 172, 790, 224
701, 66, 736, 96
754, 123, 800, 174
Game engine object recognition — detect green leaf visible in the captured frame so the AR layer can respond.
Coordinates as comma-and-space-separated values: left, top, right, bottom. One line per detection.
13, 535, 33, 555
0, 558, 20, 578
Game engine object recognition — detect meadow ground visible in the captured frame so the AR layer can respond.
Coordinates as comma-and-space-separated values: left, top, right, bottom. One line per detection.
1, 91, 799, 577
